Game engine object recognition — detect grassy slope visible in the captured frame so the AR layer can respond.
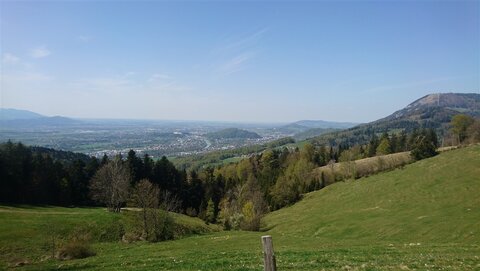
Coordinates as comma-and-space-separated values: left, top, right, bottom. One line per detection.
266, 145, 480, 244
2, 145, 480, 270
0, 206, 218, 269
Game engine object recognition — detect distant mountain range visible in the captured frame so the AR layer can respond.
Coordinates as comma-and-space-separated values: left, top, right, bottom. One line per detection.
0, 110, 81, 128
0, 108, 81, 128
3, 93, 477, 138
309, 92, 480, 146
0, 108, 45, 120
0, 108, 359, 133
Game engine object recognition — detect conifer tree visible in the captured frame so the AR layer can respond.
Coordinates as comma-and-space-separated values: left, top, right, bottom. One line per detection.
205, 198, 216, 223
411, 129, 438, 160
376, 137, 392, 155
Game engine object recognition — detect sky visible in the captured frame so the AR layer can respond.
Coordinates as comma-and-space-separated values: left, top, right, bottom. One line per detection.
1, 1, 479, 123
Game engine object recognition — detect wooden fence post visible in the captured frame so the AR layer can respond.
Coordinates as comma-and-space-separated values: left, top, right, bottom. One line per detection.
261, 235, 277, 271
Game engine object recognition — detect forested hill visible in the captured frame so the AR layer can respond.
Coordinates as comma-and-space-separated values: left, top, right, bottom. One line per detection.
309, 93, 480, 147
292, 119, 358, 129
30, 146, 92, 163
275, 120, 357, 135
375, 93, 480, 123
293, 127, 338, 141
206, 128, 261, 139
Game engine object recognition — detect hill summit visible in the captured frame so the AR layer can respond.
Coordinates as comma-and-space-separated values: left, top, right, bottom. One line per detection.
383, 92, 480, 122
0, 108, 45, 120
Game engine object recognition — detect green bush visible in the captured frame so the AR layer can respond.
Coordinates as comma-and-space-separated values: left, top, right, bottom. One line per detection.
99, 218, 125, 242
150, 210, 174, 242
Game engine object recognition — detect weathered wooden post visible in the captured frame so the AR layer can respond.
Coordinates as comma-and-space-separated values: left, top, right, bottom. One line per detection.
261, 235, 277, 271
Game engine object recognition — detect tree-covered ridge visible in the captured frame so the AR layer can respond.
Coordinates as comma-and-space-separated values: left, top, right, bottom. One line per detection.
206, 128, 261, 139
293, 127, 338, 141
29, 146, 92, 163
172, 137, 294, 170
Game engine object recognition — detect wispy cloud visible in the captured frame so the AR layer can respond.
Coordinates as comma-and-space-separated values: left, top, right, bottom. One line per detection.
148, 73, 171, 82
30, 46, 51, 58
220, 27, 269, 52
2, 53, 20, 65
77, 35, 92, 42
147, 73, 191, 93
212, 27, 268, 76
219, 52, 255, 75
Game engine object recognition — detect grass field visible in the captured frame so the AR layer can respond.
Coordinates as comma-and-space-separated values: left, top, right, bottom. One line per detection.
1, 145, 479, 270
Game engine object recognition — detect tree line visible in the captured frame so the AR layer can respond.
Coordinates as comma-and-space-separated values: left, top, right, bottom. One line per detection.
1, 115, 478, 232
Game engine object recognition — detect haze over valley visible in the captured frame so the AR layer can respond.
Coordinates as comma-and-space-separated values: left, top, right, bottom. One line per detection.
0, 108, 357, 158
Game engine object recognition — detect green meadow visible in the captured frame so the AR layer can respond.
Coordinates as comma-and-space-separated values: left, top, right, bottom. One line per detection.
1, 145, 479, 270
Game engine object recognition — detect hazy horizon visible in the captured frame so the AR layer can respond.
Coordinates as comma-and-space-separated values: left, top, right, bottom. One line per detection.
1, 1, 479, 123
0, 106, 362, 125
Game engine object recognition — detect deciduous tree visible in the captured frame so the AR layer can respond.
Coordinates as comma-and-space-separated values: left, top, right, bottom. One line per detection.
450, 114, 475, 144
89, 156, 131, 212
130, 179, 159, 238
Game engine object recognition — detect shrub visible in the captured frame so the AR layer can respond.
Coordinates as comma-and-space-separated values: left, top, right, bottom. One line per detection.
125, 209, 175, 242
313, 152, 413, 185
56, 240, 96, 260
56, 229, 95, 260
122, 232, 142, 243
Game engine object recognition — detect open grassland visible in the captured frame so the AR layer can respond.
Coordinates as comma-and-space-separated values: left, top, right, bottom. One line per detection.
1, 145, 479, 270
269, 146, 479, 244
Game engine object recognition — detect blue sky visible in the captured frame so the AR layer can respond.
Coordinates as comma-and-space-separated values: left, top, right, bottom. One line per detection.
1, 1, 478, 123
